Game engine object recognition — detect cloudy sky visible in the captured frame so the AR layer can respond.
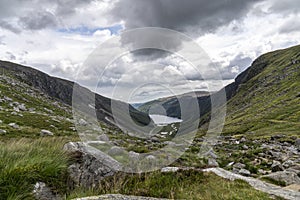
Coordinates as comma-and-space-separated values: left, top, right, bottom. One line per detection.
0, 0, 299, 103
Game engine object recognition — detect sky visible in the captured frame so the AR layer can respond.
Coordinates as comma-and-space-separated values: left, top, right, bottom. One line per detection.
0, 0, 300, 103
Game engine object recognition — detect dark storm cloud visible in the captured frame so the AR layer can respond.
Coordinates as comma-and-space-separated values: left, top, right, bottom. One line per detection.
19, 11, 58, 30
269, 0, 300, 14
109, 0, 262, 61
0, 0, 95, 32
55, 0, 95, 16
110, 0, 262, 34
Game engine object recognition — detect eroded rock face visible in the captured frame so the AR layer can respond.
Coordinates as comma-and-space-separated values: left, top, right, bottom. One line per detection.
64, 142, 122, 188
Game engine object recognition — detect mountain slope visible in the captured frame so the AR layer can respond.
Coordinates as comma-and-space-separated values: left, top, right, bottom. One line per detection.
137, 45, 300, 137
0, 61, 152, 128
137, 91, 210, 118
222, 45, 300, 136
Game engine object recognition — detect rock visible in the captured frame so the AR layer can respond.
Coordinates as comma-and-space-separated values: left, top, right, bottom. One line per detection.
233, 163, 246, 169
207, 150, 218, 159
0, 120, 2, 123
40, 129, 54, 136
205, 168, 300, 200
129, 151, 140, 161
64, 142, 121, 188
151, 137, 160, 143
33, 182, 61, 200
8, 123, 19, 129
0, 129, 7, 134
227, 162, 235, 167
258, 169, 267, 175
295, 138, 300, 148
4, 96, 12, 101
242, 145, 249, 150
271, 161, 284, 172
269, 151, 282, 160
208, 158, 219, 167
283, 160, 295, 169
240, 137, 247, 143
97, 134, 110, 142
44, 108, 53, 114
239, 169, 251, 176
262, 171, 300, 185
18, 104, 26, 111
78, 119, 88, 126
146, 155, 156, 160
161, 167, 179, 173
107, 146, 125, 157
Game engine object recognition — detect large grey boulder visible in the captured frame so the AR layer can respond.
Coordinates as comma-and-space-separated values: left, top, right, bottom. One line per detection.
262, 171, 300, 186
64, 142, 122, 188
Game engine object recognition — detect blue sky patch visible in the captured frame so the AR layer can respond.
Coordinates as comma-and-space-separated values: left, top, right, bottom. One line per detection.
58, 24, 123, 35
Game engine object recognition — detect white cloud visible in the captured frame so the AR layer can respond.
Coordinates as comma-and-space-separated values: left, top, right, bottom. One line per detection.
1, 0, 300, 103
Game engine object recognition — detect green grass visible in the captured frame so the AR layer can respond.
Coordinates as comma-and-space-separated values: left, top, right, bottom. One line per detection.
67, 170, 276, 200
222, 45, 300, 137
0, 138, 71, 200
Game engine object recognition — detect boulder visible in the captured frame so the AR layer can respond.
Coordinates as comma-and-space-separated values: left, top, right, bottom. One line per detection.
108, 146, 126, 157
8, 123, 19, 129
97, 134, 110, 142
0, 129, 7, 134
295, 138, 300, 148
208, 158, 219, 167
64, 142, 121, 188
33, 182, 61, 200
78, 119, 88, 126
271, 161, 284, 172
18, 104, 27, 111
263, 171, 300, 186
40, 130, 54, 136
233, 163, 246, 169
239, 169, 251, 176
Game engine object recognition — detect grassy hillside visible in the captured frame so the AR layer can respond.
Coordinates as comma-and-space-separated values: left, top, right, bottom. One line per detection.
223, 45, 300, 137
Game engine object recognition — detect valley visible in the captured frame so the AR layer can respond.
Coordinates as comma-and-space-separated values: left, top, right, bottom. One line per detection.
0, 45, 300, 199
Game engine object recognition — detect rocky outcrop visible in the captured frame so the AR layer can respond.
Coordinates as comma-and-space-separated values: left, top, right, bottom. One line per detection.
204, 168, 300, 200
0, 60, 152, 127
262, 170, 300, 186
64, 142, 122, 188
72, 194, 168, 200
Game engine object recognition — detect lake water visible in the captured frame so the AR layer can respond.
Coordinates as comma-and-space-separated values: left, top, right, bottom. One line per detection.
149, 114, 182, 126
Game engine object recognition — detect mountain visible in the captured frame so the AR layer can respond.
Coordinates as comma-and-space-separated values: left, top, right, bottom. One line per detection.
137, 45, 300, 137
137, 91, 210, 118
222, 45, 300, 136
0, 61, 152, 130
